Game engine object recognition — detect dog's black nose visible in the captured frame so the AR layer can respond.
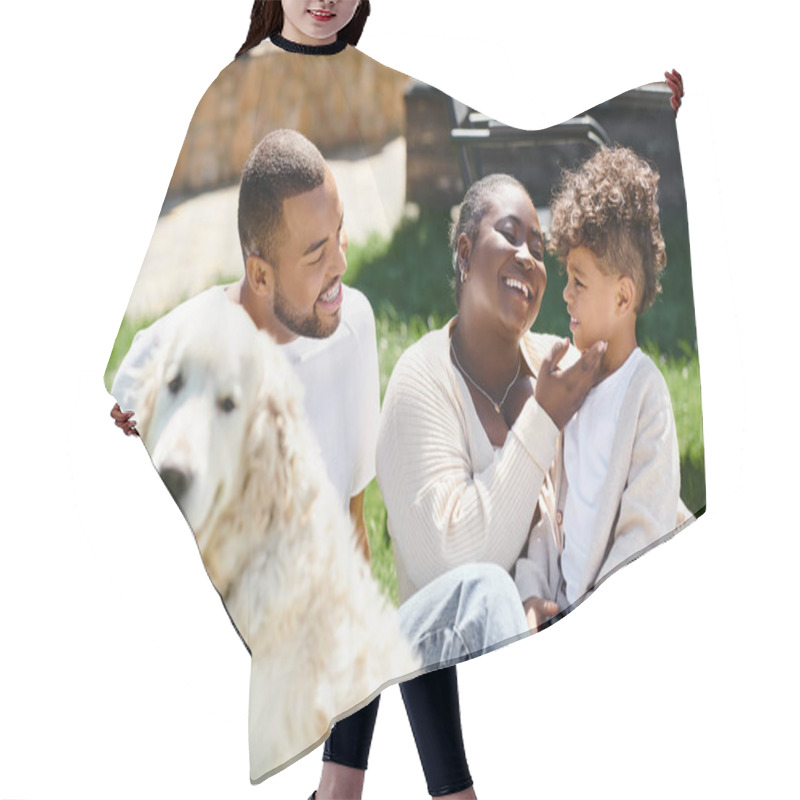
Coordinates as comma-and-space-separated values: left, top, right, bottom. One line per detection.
160, 466, 191, 504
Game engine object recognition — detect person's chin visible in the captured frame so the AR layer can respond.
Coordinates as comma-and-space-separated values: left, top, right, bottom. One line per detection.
569, 322, 587, 352
311, 308, 341, 339
300, 18, 338, 40
505, 306, 537, 337
500, 318, 530, 342
323, 312, 341, 337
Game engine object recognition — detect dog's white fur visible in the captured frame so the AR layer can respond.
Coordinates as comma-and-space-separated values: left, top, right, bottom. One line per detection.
134, 291, 419, 780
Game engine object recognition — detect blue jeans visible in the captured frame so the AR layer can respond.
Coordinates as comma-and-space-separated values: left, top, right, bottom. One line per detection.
398, 562, 530, 670
323, 563, 529, 795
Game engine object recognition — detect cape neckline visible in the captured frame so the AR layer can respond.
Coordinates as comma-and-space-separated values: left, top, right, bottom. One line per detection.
270, 32, 348, 56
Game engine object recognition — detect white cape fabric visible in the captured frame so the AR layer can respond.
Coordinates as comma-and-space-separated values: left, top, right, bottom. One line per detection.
105, 35, 704, 782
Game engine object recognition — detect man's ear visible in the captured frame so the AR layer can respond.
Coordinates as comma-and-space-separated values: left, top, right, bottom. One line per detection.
616, 275, 637, 315
245, 253, 274, 298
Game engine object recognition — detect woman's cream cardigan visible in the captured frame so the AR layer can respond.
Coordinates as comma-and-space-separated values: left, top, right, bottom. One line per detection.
376, 321, 564, 604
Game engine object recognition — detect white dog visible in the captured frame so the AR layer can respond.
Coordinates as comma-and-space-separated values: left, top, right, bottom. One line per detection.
133, 290, 420, 780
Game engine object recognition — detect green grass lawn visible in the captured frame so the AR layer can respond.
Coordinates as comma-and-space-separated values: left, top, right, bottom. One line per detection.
106, 207, 704, 605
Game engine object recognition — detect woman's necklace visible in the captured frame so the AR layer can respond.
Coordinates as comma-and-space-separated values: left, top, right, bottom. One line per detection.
450, 340, 521, 414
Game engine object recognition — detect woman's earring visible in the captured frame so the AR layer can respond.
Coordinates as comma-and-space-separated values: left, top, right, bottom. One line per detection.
460, 267, 467, 284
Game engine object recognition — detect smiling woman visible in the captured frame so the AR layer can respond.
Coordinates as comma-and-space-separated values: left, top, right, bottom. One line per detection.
452, 175, 547, 354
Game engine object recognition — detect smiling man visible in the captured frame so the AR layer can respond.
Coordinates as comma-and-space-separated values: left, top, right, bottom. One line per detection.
110, 129, 379, 558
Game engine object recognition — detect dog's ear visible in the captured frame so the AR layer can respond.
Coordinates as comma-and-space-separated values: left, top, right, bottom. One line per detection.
240, 341, 306, 531
131, 347, 166, 445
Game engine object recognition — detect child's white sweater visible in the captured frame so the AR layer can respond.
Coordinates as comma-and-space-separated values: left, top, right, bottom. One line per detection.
515, 352, 682, 611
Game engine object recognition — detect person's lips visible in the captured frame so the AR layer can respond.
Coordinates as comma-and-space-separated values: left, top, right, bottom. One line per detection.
316, 279, 343, 311
308, 8, 335, 22
503, 276, 530, 299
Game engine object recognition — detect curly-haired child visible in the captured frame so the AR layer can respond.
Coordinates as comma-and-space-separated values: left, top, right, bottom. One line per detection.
515, 145, 685, 616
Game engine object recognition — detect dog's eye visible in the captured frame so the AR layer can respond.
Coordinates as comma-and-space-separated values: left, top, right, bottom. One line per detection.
218, 396, 236, 413
167, 373, 184, 394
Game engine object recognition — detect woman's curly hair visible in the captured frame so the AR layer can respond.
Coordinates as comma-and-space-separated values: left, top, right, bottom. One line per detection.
549, 146, 666, 314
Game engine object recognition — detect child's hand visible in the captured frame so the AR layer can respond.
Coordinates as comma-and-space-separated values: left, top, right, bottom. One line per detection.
535, 338, 606, 429
110, 403, 139, 437
523, 596, 559, 630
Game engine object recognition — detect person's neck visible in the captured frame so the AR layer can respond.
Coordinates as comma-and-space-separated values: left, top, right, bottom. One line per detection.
451, 312, 522, 396
281, 20, 336, 47
228, 279, 298, 345
597, 325, 638, 381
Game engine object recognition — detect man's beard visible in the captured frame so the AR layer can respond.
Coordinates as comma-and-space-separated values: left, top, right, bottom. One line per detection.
272, 280, 340, 339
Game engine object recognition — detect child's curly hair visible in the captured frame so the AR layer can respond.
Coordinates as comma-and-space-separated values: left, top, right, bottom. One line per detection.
549, 146, 666, 314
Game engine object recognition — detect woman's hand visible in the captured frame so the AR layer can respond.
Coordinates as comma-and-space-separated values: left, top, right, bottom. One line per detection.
110, 403, 139, 437
534, 338, 606, 430
523, 596, 559, 630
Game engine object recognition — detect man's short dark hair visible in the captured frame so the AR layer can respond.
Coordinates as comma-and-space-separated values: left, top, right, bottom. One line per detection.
237, 129, 328, 265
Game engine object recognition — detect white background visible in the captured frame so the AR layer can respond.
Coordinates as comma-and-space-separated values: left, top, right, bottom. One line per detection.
1, 1, 796, 798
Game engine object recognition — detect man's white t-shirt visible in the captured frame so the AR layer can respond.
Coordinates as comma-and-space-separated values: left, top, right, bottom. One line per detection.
561, 347, 644, 605
280, 285, 380, 507
111, 283, 380, 510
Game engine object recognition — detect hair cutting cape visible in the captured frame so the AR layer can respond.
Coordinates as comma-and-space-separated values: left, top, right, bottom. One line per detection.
105, 36, 704, 783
